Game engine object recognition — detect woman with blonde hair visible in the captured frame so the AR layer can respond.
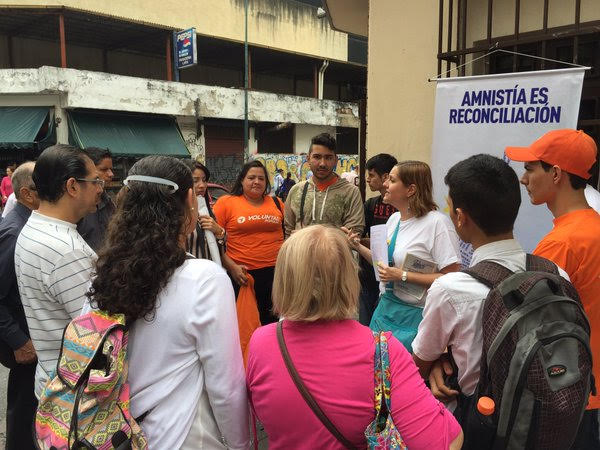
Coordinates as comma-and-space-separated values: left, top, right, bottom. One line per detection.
346, 160, 460, 352
246, 225, 463, 449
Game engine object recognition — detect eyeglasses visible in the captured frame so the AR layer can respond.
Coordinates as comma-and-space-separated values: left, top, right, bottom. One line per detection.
76, 178, 105, 188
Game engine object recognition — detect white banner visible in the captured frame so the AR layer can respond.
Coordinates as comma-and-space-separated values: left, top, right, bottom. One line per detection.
431, 68, 586, 255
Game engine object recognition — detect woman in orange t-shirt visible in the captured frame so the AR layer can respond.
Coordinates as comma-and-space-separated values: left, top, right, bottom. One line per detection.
213, 160, 284, 325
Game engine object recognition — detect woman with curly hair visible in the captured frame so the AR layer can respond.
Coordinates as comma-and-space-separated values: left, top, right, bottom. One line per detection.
86, 155, 249, 449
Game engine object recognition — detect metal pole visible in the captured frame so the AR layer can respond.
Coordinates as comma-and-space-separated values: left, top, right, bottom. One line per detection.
244, 0, 249, 161
59, 13, 67, 68
166, 35, 173, 81
173, 32, 180, 82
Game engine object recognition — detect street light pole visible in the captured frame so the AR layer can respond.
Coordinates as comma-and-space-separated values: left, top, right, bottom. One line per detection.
244, 0, 249, 161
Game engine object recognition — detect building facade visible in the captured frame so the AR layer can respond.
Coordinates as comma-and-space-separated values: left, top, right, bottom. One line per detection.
325, 0, 600, 187
0, 0, 367, 187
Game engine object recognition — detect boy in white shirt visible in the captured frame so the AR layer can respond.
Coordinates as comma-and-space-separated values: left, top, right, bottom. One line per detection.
412, 154, 567, 403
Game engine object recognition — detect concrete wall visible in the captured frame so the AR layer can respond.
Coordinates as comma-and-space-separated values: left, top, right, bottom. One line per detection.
366, 0, 599, 171
366, 0, 439, 164
294, 124, 336, 154
0, 0, 350, 63
0, 67, 359, 128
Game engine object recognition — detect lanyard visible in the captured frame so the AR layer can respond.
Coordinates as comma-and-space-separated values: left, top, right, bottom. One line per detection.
386, 219, 401, 292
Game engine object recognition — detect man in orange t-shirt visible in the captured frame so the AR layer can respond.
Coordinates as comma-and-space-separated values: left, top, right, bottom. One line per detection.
506, 129, 600, 449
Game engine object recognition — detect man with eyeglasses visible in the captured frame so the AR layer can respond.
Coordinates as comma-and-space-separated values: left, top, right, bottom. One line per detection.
77, 147, 115, 251
14, 145, 100, 400
0, 162, 39, 449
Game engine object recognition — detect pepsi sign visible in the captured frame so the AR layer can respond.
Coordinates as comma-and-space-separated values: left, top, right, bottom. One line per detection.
175, 28, 197, 69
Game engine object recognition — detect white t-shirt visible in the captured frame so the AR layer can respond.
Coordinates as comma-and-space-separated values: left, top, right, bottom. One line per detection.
584, 185, 600, 214
1, 192, 16, 218
86, 258, 249, 449
15, 211, 96, 397
412, 239, 569, 400
380, 210, 460, 306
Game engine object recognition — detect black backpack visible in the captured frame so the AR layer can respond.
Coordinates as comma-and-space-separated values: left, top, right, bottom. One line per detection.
455, 254, 594, 450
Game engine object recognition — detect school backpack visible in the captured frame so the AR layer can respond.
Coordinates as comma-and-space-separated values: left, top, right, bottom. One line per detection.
456, 254, 593, 450
35, 309, 148, 450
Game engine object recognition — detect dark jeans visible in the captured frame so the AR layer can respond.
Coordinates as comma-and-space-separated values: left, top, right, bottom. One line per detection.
571, 409, 600, 450
6, 361, 37, 450
233, 266, 278, 325
358, 279, 380, 326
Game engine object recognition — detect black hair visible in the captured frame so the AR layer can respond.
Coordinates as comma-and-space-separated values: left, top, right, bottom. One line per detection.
366, 153, 398, 176
231, 160, 271, 196
310, 133, 336, 153
182, 159, 212, 212
286, 172, 292, 178
445, 154, 521, 236
182, 159, 211, 182
32, 144, 91, 203
88, 155, 193, 323
83, 147, 113, 166
539, 161, 587, 190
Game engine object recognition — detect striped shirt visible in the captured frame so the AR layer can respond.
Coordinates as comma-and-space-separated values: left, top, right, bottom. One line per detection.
14, 211, 96, 397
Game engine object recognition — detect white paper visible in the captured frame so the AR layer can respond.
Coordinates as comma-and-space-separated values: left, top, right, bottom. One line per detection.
394, 253, 437, 301
197, 196, 221, 266
369, 224, 388, 282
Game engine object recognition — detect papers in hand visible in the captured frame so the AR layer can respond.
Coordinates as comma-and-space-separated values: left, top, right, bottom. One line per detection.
369, 225, 388, 282
395, 253, 437, 301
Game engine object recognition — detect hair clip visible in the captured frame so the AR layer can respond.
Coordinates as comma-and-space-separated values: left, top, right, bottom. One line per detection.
123, 175, 179, 193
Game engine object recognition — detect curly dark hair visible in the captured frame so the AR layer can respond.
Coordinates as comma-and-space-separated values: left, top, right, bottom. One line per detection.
87, 155, 193, 323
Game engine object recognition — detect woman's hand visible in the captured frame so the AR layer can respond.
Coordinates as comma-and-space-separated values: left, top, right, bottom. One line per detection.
340, 226, 361, 250
230, 263, 249, 286
377, 262, 403, 283
198, 215, 224, 237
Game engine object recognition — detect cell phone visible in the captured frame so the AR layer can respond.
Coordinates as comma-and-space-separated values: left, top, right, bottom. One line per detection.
444, 347, 461, 392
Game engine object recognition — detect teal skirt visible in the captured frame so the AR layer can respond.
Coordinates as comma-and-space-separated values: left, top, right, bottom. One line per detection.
369, 291, 423, 353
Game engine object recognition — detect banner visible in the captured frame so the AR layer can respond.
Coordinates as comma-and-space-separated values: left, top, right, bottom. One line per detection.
431, 68, 586, 255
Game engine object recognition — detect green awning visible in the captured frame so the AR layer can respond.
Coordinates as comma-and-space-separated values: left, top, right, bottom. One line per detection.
0, 107, 49, 147
68, 110, 190, 157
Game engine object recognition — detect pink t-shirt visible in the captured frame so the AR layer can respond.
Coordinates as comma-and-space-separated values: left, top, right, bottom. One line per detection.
246, 320, 461, 449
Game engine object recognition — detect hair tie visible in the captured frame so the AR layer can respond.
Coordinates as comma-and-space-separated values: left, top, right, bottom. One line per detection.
123, 175, 179, 193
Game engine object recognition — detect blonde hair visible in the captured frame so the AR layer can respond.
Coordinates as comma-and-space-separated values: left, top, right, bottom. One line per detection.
273, 225, 359, 321
396, 160, 438, 218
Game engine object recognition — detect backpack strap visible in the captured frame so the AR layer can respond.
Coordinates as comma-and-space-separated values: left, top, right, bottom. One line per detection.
276, 321, 357, 450
525, 253, 559, 274
462, 260, 515, 289
272, 196, 285, 238
298, 182, 310, 228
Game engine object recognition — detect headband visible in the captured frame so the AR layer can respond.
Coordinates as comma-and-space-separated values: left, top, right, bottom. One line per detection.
123, 175, 179, 193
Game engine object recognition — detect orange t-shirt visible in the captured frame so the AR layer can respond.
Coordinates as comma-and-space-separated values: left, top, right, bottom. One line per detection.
534, 208, 600, 410
213, 195, 284, 270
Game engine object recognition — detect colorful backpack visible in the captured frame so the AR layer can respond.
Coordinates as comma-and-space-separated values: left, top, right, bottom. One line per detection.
35, 309, 148, 450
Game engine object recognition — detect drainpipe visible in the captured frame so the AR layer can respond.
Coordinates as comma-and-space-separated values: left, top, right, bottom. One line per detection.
318, 59, 329, 100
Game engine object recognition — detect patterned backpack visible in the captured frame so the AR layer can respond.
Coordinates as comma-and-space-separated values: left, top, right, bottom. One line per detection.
35, 309, 148, 450
457, 254, 593, 450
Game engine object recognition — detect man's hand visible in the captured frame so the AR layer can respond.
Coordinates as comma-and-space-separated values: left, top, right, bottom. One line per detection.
14, 339, 37, 364
428, 354, 459, 402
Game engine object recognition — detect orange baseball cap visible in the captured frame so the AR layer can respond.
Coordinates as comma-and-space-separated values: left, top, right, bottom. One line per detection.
505, 129, 597, 179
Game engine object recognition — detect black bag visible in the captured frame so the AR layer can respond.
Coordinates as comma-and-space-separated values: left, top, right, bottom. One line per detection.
457, 254, 593, 450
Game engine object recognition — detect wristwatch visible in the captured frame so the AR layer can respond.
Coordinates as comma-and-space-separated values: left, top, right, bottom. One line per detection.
401, 271, 408, 282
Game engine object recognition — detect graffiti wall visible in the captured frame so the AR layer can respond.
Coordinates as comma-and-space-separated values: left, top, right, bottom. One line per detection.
205, 154, 244, 190
252, 153, 359, 183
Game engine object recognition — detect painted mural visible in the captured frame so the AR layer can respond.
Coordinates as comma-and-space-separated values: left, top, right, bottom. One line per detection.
252, 153, 359, 184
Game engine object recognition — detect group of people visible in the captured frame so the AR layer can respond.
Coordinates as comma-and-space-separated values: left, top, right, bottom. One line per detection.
0, 128, 598, 449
